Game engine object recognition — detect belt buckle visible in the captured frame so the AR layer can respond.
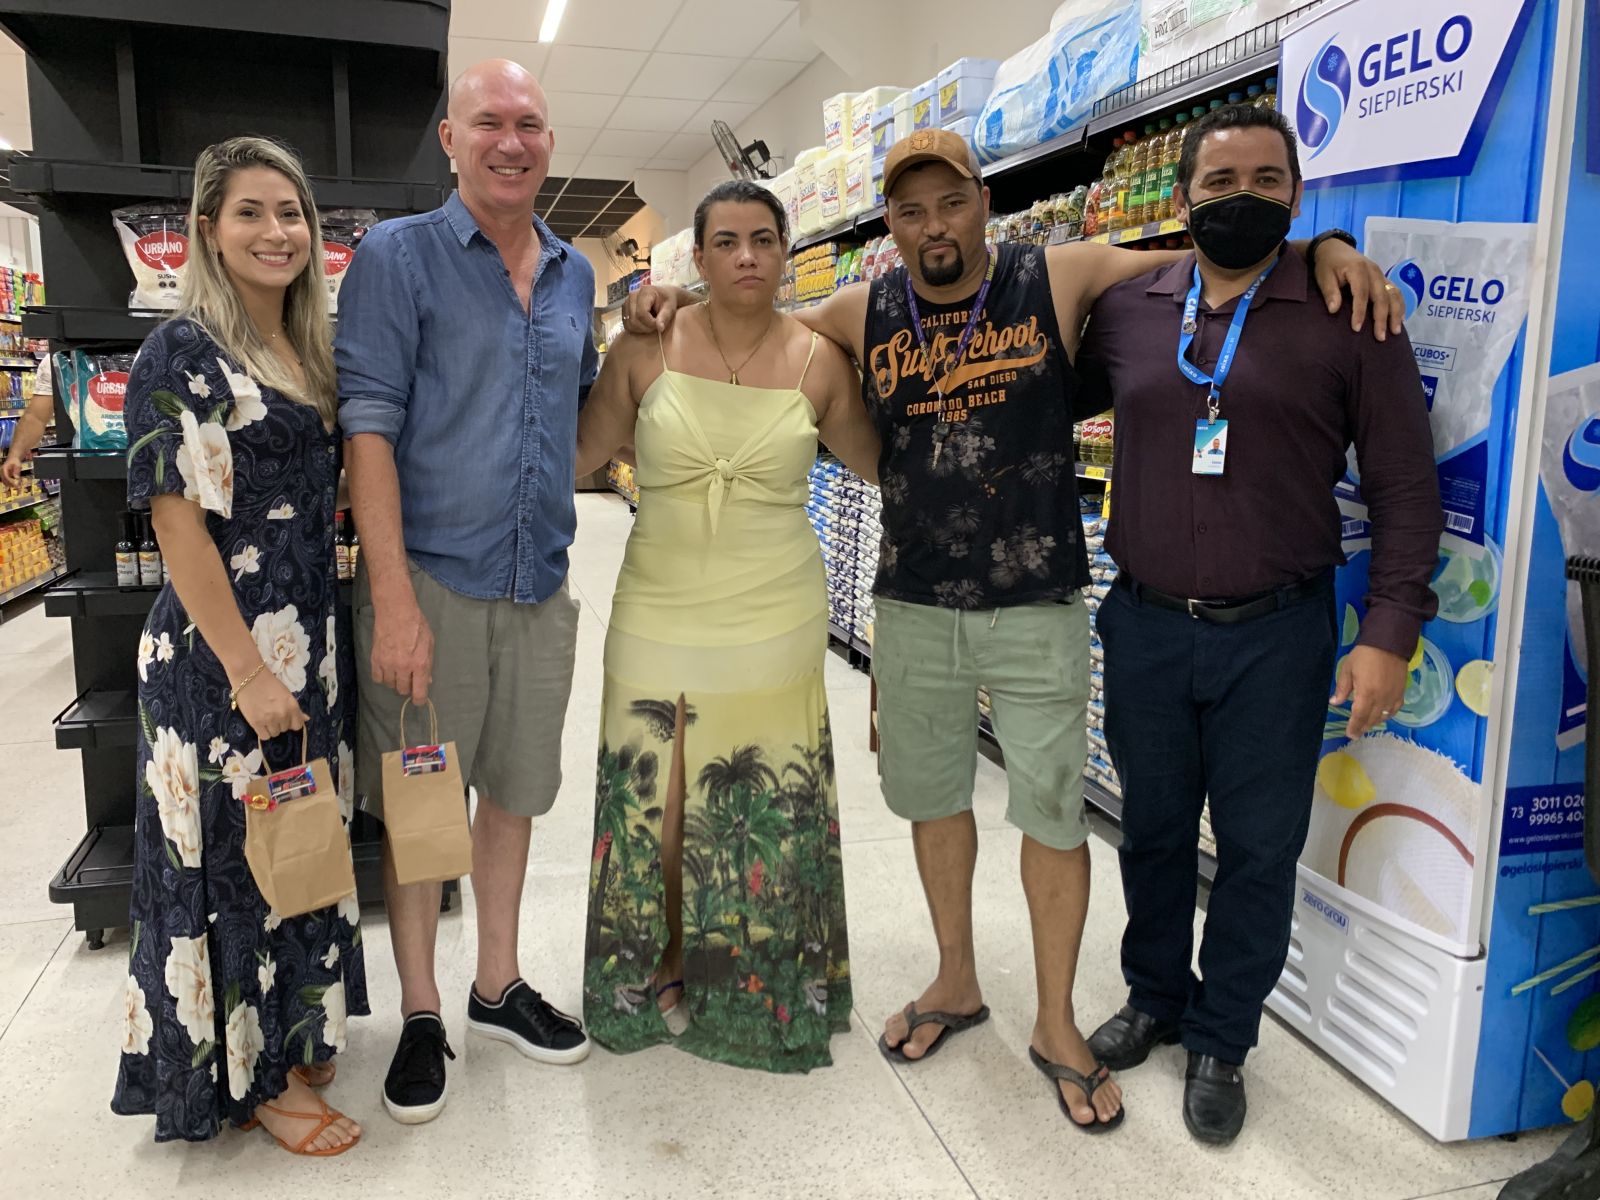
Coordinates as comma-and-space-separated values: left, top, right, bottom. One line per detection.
1187, 598, 1203, 619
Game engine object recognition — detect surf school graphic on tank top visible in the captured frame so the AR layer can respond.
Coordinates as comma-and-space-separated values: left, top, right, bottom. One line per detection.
863, 242, 1089, 609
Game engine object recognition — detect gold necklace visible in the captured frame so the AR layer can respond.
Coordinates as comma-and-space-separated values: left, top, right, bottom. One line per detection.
704, 306, 775, 386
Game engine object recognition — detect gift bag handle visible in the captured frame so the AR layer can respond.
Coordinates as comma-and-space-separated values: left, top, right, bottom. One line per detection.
399, 699, 440, 747
260, 727, 310, 776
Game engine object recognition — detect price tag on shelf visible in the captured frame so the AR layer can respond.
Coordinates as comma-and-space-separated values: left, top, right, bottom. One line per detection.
1101, 479, 1113, 520
1082, 465, 1108, 481
1091, 233, 1112, 245
1158, 218, 1185, 235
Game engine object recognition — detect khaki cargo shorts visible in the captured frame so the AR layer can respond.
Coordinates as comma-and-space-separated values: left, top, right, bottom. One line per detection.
872, 595, 1091, 851
354, 558, 581, 820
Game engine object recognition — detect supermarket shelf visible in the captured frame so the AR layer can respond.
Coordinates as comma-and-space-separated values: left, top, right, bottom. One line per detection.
6, 157, 448, 213
790, 204, 887, 255
43, 571, 161, 617
54, 688, 137, 750
1075, 461, 1112, 482
0, 357, 36, 368
1087, 48, 1281, 140
0, 487, 56, 518
48, 822, 136, 913
0, 564, 65, 611
22, 306, 161, 343
608, 481, 639, 507
1084, 218, 1189, 247
0, 0, 449, 53
32, 446, 127, 481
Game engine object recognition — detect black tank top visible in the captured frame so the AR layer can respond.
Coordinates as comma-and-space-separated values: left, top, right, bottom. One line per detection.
863, 242, 1089, 608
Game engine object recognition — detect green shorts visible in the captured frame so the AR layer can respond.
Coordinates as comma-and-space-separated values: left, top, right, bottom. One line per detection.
354, 558, 580, 820
872, 596, 1091, 851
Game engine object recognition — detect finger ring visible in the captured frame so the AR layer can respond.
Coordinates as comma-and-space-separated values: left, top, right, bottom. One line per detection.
1380, 708, 1394, 715
1384, 283, 1399, 292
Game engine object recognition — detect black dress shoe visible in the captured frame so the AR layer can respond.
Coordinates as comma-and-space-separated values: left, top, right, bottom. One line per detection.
1086, 1004, 1181, 1071
1184, 1052, 1247, 1145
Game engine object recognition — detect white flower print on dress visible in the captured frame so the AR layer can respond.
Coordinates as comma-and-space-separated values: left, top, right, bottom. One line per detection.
251, 604, 311, 694
322, 980, 348, 1052
145, 726, 202, 868
318, 614, 338, 709
322, 944, 340, 970
258, 954, 276, 996
136, 630, 156, 683
184, 370, 211, 400
336, 891, 359, 927
175, 409, 234, 518
267, 503, 296, 520
154, 632, 175, 663
122, 974, 153, 1056
221, 748, 264, 800
230, 544, 261, 581
207, 737, 230, 766
163, 934, 215, 1047
224, 1001, 264, 1101
218, 359, 267, 432
263, 908, 283, 933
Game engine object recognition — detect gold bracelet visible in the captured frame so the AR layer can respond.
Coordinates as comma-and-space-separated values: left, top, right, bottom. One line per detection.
229, 660, 269, 711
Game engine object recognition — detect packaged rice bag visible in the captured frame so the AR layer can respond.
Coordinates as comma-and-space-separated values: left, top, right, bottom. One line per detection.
319, 209, 375, 314
113, 204, 191, 310
60, 349, 136, 450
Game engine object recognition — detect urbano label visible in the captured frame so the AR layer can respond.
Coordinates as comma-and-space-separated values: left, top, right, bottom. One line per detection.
88, 371, 129, 412
133, 232, 189, 271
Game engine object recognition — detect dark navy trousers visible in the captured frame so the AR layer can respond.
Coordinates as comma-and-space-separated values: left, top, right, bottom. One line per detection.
1096, 575, 1336, 1064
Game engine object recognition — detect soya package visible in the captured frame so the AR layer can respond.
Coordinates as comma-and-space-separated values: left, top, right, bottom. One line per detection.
60, 349, 135, 450
319, 209, 375, 314
113, 204, 191, 310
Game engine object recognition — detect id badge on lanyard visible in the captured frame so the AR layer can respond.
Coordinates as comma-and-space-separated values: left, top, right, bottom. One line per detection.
1178, 260, 1274, 476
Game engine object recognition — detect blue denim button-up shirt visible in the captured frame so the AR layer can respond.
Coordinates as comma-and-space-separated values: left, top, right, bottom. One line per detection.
335, 192, 598, 604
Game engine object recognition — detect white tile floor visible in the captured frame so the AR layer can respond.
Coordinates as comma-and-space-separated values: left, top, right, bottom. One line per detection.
0, 492, 1563, 1198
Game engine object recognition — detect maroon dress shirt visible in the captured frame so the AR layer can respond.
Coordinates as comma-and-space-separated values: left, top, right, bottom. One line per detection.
1075, 247, 1443, 658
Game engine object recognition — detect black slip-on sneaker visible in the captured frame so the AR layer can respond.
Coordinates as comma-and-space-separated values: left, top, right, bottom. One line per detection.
466, 978, 590, 1065
383, 1011, 455, 1125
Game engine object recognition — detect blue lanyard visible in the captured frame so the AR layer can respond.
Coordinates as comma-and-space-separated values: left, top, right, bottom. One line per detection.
1178, 259, 1276, 419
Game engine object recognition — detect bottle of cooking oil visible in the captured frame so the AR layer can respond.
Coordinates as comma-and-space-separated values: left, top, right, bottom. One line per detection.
1158, 112, 1186, 222
1096, 136, 1122, 234
1110, 130, 1137, 231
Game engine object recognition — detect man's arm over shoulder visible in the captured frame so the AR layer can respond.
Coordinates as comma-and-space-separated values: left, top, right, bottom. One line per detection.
335, 221, 422, 443
1349, 327, 1444, 656
792, 281, 869, 364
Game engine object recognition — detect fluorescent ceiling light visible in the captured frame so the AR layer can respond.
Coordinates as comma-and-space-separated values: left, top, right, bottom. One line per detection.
539, 0, 569, 42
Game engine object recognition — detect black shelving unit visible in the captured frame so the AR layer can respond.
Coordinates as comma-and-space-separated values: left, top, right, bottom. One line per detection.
2, 0, 454, 947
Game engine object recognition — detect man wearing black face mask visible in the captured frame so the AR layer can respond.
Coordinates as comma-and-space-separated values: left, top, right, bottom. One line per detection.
1075, 104, 1443, 1145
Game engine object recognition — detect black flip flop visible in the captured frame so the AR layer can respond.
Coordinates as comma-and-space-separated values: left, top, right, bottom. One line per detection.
877, 1001, 991, 1063
1028, 1045, 1126, 1133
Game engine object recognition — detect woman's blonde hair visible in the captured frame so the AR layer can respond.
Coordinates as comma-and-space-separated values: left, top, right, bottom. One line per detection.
180, 136, 336, 424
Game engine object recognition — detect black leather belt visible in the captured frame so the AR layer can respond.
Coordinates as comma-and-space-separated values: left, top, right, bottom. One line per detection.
1116, 571, 1331, 624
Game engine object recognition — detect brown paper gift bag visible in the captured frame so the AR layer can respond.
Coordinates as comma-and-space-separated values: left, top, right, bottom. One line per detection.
242, 731, 357, 919
381, 700, 473, 886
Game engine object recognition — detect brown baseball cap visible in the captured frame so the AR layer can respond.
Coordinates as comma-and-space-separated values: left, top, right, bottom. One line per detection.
882, 128, 983, 199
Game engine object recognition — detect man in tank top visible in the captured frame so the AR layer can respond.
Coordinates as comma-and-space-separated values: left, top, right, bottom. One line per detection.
624, 128, 1402, 1132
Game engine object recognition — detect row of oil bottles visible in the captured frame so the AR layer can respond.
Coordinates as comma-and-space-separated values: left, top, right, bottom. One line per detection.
1083, 77, 1279, 238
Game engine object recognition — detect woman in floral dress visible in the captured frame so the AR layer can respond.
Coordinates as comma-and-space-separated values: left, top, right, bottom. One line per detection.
110, 137, 366, 1154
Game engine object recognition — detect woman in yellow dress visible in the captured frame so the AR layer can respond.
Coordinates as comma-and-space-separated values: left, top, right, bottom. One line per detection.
575, 181, 879, 1071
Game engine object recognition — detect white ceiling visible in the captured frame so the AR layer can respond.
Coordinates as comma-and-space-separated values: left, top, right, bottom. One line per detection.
0, 2, 823, 173
449, 0, 821, 177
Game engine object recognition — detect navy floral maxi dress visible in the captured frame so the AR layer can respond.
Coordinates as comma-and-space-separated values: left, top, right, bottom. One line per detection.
110, 318, 367, 1143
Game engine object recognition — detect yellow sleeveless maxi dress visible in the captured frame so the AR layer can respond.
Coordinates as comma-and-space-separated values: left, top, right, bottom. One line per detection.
582, 334, 852, 1072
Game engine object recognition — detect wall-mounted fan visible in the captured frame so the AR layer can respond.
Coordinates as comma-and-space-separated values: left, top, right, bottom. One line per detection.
602, 231, 650, 275
711, 119, 774, 181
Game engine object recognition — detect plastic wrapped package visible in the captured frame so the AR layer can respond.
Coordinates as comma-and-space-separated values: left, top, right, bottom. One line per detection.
937, 58, 1000, 126
320, 209, 375, 314
59, 349, 136, 450
973, 1, 1141, 165
823, 93, 852, 150
113, 204, 190, 310
910, 80, 938, 131
1135, 0, 1301, 82
852, 87, 904, 149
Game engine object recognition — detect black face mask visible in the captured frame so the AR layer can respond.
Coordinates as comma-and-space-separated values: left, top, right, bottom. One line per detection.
1184, 190, 1293, 271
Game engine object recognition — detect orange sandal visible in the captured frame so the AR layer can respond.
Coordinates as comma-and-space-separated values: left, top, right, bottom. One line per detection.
291, 1062, 336, 1088
243, 1094, 361, 1157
